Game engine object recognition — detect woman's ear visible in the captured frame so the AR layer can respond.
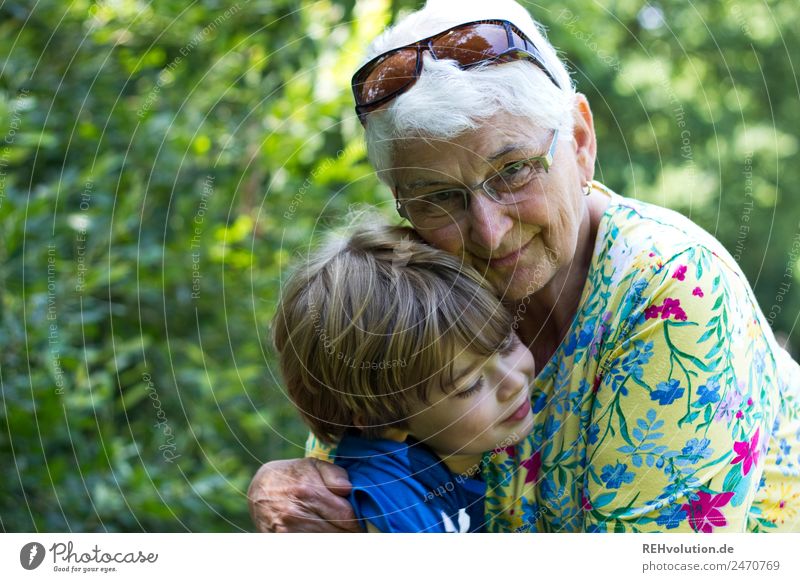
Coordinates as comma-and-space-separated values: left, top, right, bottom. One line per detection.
571, 93, 597, 185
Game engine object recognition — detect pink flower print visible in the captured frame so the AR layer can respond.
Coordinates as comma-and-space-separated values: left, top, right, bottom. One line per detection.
681, 491, 735, 533
645, 305, 662, 320
736, 410, 743, 419
731, 428, 761, 476
493, 444, 516, 456
673, 265, 687, 281
715, 387, 744, 423
661, 298, 687, 321
645, 298, 688, 321
592, 375, 602, 394
522, 451, 541, 484
648, 252, 655, 257
581, 492, 593, 511
692, 287, 704, 297
747, 398, 753, 407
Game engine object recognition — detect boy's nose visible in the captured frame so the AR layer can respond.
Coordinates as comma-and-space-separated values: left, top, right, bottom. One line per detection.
497, 374, 528, 402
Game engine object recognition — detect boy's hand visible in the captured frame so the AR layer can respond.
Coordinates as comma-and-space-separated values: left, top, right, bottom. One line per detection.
248, 458, 362, 532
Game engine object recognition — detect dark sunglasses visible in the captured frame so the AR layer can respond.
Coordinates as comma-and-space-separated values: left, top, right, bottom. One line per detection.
352, 19, 562, 123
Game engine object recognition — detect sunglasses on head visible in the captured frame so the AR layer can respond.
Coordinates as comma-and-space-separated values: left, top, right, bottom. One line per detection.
352, 19, 562, 124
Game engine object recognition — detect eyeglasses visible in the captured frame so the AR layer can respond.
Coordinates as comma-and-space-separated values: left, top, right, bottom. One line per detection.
396, 129, 559, 230
352, 19, 562, 123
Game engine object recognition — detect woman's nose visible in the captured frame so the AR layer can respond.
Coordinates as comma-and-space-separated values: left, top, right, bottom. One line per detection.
467, 191, 513, 252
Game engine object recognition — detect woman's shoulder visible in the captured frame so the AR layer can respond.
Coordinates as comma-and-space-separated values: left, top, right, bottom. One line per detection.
595, 183, 744, 284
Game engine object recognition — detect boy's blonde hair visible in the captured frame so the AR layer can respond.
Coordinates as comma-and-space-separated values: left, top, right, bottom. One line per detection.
272, 218, 515, 444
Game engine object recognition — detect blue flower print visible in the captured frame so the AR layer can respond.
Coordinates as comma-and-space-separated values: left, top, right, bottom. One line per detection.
620, 340, 654, 380
532, 391, 548, 414
587, 423, 600, 445
651, 379, 685, 405
679, 438, 713, 464
697, 378, 721, 405
655, 505, 687, 529
601, 462, 635, 489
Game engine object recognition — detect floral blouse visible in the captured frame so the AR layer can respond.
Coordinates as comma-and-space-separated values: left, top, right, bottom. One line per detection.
307, 182, 800, 532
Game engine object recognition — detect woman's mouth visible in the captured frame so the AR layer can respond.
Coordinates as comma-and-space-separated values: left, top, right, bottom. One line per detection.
486, 237, 535, 269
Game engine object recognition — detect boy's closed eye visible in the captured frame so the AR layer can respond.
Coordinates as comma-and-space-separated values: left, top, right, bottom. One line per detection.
453, 376, 485, 399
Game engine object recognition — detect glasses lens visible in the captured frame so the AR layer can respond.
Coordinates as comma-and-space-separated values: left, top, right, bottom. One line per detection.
487, 170, 547, 204
402, 190, 466, 228
431, 23, 510, 65
354, 49, 418, 106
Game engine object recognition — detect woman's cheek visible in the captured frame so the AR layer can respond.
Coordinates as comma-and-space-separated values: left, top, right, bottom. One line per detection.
417, 223, 464, 256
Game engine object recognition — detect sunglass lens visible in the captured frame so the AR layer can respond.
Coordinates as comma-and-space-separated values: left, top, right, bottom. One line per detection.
432, 23, 510, 65
355, 49, 417, 106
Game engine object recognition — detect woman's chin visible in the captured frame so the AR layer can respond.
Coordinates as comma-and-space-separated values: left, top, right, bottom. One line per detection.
487, 267, 549, 302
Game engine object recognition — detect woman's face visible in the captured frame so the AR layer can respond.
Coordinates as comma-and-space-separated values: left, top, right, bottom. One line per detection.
389, 99, 595, 301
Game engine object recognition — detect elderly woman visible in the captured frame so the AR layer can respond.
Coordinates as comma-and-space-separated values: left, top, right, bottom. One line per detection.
251, 0, 800, 532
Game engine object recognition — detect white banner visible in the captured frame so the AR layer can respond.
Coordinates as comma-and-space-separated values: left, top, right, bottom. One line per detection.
1, 533, 799, 581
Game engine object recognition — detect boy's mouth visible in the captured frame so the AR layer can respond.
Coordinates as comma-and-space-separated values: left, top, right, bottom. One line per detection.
502, 397, 531, 423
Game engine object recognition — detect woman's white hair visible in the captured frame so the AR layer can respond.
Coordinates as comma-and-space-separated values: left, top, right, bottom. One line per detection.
361, 0, 576, 185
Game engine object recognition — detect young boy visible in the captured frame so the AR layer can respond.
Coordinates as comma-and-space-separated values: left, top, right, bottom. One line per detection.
272, 219, 535, 532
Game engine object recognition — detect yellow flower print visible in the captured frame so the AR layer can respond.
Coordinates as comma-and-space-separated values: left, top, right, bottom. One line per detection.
760, 482, 800, 525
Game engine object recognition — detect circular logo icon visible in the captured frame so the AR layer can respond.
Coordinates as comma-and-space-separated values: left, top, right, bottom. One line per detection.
20, 542, 46, 570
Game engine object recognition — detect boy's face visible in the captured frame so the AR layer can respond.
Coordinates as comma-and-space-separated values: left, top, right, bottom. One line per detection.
405, 335, 535, 460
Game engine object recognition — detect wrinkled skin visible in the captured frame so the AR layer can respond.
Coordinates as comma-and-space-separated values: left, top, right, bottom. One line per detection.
247, 458, 361, 532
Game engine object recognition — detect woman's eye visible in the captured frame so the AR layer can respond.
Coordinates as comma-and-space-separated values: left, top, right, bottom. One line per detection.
493, 161, 537, 190
424, 190, 460, 203
500, 161, 525, 177
455, 376, 485, 399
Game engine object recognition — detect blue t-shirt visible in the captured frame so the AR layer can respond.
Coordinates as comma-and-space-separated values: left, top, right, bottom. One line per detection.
334, 433, 486, 533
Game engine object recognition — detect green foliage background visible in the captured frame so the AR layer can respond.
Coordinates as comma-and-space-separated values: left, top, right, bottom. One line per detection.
1, 0, 797, 531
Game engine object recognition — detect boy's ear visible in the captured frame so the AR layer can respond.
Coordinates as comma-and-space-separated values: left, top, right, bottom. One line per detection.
353, 414, 367, 431
382, 427, 409, 443
353, 415, 409, 442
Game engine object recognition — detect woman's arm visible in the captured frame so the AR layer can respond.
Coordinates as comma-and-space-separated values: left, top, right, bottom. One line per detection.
247, 455, 361, 532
